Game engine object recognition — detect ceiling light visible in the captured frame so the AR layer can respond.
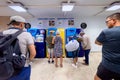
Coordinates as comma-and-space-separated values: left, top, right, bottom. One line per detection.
8, 3, 27, 12
62, 3, 75, 11
106, 1, 120, 11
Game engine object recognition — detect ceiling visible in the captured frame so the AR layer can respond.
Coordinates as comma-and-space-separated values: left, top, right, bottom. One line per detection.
0, 0, 119, 18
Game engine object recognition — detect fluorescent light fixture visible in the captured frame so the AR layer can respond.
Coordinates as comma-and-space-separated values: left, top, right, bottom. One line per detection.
62, 3, 74, 11
8, 3, 27, 12
106, 2, 120, 11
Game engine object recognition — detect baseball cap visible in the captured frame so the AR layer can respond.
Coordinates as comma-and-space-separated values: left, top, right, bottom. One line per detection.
8, 15, 26, 25
56, 30, 60, 35
49, 30, 55, 33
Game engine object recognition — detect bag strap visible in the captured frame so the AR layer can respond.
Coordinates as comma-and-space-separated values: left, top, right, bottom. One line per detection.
13, 30, 23, 38
8, 30, 23, 44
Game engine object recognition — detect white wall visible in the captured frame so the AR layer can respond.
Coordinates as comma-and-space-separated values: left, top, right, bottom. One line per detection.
27, 16, 108, 51
75, 16, 107, 51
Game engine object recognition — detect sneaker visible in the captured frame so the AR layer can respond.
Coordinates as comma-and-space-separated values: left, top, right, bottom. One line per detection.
76, 62, 78, 65
72, 64, 77, 68
83, 59, 85, 62
52, 60, 54, 63
48, 60, 50, 63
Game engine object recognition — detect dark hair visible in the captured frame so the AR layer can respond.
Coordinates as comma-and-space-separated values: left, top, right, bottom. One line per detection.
107, 12, 120, 20
8, 20, 21, 26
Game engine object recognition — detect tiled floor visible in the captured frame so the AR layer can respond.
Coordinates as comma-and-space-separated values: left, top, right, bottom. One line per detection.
31, 52, 102, 80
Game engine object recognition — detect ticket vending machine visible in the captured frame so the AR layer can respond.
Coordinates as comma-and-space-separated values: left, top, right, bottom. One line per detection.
65, 28, 84, 58
28, 28, 46, 58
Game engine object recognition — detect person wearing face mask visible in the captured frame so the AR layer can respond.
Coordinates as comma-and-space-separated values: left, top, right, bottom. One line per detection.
94, 13, 120, 80
3, 15, 36, 80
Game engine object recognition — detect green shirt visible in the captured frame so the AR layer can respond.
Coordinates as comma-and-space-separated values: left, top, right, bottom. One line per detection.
46, 35, 54, 48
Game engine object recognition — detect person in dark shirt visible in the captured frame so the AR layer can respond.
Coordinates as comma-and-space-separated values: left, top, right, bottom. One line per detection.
94, 12, 120, 80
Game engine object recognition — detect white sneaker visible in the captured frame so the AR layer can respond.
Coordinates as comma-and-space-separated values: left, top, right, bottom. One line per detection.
72, 64, 77, 68
76, 62, 78, 65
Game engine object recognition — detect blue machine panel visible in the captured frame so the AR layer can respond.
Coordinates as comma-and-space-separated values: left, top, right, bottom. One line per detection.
66, 28, 84, 58
28, 28, 46, 58
76, 29, 84, 57
66, 28, 76, 57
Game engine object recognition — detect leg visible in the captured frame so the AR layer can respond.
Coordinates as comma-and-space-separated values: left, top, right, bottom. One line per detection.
72, 57, 77, 68
73, 58, 76, 65
51, 49, 54, 63
60, 55, 63, 67
47, 48, 50, 63
76, 48, 79, 64
76, 57, 78, 63
72, 50, 76, 65
55, 57, 58, 67
84, 49, 90, 65
72, 50, 78, 68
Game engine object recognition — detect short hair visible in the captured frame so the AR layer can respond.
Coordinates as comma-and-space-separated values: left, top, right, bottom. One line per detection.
8, 20, 21, 26
107, 12, 120, 21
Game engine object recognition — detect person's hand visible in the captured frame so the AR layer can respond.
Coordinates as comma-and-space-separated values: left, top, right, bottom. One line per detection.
77, 37, 83, 42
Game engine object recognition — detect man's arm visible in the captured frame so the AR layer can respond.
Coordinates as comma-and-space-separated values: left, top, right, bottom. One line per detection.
28, 44, 36, 60
95, 40, 102, 45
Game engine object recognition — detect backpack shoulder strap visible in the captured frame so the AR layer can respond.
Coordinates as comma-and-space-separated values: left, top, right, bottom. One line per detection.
8, 27, 23, 38
13, 30, 23, 38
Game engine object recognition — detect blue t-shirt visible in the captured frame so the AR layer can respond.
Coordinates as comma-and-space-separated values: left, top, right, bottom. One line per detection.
97, 26, 120, 74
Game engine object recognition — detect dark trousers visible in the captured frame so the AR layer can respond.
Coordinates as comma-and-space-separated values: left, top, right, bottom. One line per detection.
84, 49, 90, 64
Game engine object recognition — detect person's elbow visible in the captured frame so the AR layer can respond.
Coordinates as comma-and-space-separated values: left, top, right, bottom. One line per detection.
95, 40, 102, 45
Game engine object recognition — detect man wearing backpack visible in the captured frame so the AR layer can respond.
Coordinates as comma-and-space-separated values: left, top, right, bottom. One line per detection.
3, 15, 36, 80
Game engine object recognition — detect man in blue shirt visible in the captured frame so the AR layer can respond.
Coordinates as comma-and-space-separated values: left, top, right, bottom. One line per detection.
94, 13, 120, 80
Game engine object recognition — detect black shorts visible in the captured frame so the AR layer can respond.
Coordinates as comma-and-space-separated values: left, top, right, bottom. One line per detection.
72, 48, 79, 58
96, 63, 120, 80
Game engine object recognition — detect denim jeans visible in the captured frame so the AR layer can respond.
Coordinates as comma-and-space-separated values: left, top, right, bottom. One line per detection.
84, 49, 90, 64
9, 65, 31, 80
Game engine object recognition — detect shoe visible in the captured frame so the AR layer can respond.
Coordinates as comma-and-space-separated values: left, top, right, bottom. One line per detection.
52, 60, 54, 63
76, 62, 78, 65
48, 60, 50, 63
72, 64, 77, 68
60, 64, 63, 67
82, 63, 89, 66
83, 59, 85, 62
